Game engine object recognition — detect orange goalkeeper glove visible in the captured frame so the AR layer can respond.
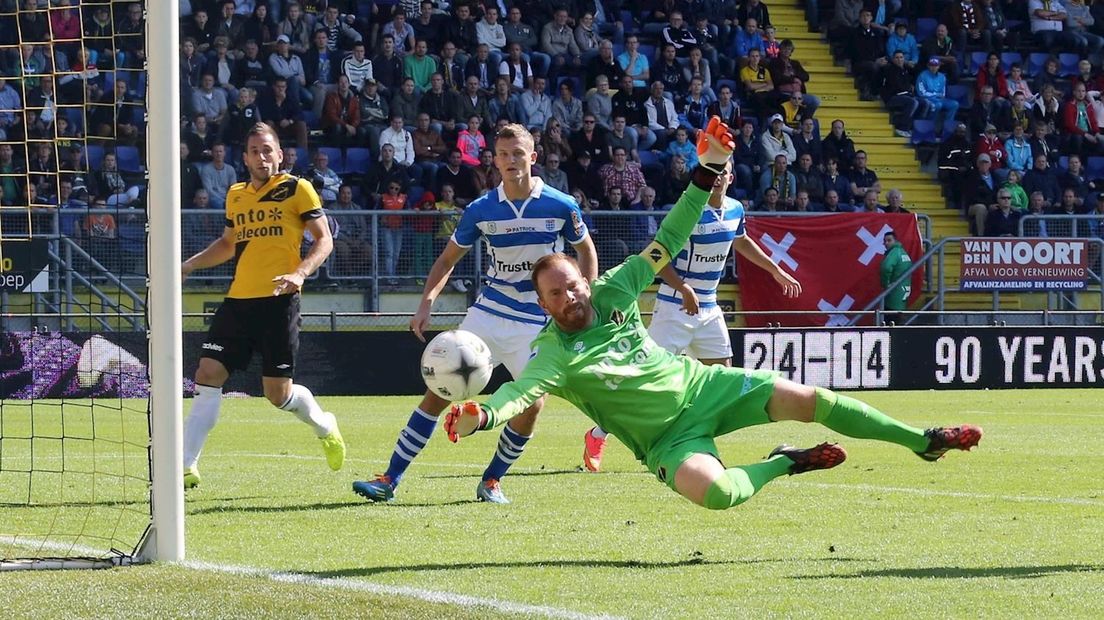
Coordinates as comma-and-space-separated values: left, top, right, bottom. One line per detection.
695, 116, 736, 175
444, 401, 489, 443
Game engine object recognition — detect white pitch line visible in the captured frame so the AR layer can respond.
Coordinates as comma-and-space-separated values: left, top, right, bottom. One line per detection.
786, 481, 1104, 507
182, 560, 622, 620
2, 537, 619, 619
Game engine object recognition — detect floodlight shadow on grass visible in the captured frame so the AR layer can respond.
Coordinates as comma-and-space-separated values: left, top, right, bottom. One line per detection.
792, 564, 1103, 580
188, 498, 475, 515
303, 557, 765, 579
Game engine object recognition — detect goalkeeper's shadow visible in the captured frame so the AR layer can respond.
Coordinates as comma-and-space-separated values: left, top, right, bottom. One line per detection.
303, 557, 763, 579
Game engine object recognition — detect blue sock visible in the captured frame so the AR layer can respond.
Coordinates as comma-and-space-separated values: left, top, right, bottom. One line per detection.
384, 408, 438, 487
482, 424, 531, 482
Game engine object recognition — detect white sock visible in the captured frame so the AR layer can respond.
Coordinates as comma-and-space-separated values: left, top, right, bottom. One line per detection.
590, 427, 609, 440
280, 384, 336, 438
183, 384, 222, 469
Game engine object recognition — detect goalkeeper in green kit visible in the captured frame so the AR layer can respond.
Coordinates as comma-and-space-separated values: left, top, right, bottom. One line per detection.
445, 118, 983, 510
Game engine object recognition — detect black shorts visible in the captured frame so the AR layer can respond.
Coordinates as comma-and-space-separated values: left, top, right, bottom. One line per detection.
200, 294, 301, 378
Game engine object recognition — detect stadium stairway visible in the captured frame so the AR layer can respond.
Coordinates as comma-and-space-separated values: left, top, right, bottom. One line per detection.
771, 2, 1022, 311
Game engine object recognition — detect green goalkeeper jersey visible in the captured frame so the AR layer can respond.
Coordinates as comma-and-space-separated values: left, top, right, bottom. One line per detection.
482, 185, 716, 464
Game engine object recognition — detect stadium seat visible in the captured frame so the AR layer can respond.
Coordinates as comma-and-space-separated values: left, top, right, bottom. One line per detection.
910, 119, 937, 145
612, 43, 625, 57
1027, 53, 1049, 77
716, 78, 738, 94
344, 147, 371, 175
638, 44, 656, 62
638, 150, 659, 167
915, 18, 937, 42
317, 147, 343, 172
1088, 156, 1104, 178
116, 146, 140, 172
87, 144, 105, 170
291, 147, 307, 166
1059, 53, 1080, 77
406, 186, 426, 208
64, 107, 84, 132
1059, 155, 1069, 171
301, 110, 320, 129
557, 76, 582, 96
946, 84, 970, 109
943, 119, 959, 138
969, 52, 989, 75
1000, 52, 1022, 73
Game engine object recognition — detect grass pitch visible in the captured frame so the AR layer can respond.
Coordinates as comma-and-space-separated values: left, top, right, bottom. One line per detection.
3, 390, 1103, 619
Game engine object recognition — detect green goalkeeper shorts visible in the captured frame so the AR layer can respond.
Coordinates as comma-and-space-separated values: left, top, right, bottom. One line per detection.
645, 365, 778, 491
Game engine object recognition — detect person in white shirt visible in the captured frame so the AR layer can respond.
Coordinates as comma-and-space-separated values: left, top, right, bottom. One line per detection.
379, 114, 415, 166
476, 5, 508, 68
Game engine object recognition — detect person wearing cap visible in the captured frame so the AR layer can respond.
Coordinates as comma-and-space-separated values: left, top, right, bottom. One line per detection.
759, 113, 796, 167
975, 123, 1008, 184
269, 34, 308, 106
276, 2, 312, 56
916, 56, 959, 137
886, 21, 919, 71
920, 23, 959, 83
964, 152, 1000, 235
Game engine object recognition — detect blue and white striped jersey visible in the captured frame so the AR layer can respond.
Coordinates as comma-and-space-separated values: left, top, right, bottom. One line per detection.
655, 197, 745, 308
452, 178, 589, 325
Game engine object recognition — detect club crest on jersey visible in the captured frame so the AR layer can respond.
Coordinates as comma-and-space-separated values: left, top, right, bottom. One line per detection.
574, 341, 585, 352
260, 179, 297, 203
487, 222, 497, 234
609, 309, 625, 325
545, 218, 556, 231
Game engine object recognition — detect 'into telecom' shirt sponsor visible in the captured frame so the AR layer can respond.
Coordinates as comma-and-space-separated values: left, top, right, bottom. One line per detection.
452, 178, 589, 325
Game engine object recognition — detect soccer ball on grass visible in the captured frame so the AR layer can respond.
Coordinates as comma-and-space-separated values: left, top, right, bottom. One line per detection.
420, 330, 494, 400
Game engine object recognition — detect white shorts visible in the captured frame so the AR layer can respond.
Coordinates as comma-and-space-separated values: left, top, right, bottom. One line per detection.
647, 302, 732, 361
459, 306, 544, 379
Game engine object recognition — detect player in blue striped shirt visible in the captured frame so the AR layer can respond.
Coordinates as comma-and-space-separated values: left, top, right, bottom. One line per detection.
583, 159, 801, 472
354, 123, 598, 504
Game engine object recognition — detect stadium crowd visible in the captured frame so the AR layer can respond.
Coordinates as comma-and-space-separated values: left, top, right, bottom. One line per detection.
3, 0, 1104, 280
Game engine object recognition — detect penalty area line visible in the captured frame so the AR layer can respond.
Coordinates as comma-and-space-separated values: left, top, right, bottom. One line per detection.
181, 559, 623, 620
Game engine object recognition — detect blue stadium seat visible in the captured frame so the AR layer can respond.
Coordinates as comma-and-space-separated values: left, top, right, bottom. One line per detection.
1059, 53, 1080, 77
1087, 156, 1104, 178
910, 119, 937, 145
1027, 53, 1049, 77
638, 149, 659, 167
915, 18, 937, 43
317, 147, 343, 172
1058, 155, 1069, 171
64, 107, 84, 132
557, 76, 582, 96
946, 84, 970, 109
612, 43, 625, 57
638, 44, 657, 63
344, 147, 371, 175
1000, 52, 1022, 73
969, 52, 989, 75
301, 110, 320, 129
717, 78, 738, 94
291, 147, 307, 166
116, 146, 141, 172
87, 144, 105, 170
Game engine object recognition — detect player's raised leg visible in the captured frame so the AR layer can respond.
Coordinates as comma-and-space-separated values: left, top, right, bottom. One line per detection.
264, 377, 344, 470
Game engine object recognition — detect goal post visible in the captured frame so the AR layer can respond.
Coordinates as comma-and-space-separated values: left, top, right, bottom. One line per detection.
140, 0, 184, 563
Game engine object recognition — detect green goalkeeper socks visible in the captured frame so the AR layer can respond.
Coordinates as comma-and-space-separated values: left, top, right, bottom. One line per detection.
702, 457, 793, 510
813, 387, 928, 452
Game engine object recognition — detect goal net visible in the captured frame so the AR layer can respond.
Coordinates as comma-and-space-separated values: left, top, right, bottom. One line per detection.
0, 0, 181, 569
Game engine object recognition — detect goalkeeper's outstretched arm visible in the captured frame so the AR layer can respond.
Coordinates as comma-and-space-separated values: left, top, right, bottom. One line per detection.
639, 117, 736, 274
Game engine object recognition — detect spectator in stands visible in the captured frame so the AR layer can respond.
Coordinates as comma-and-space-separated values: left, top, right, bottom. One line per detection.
457, 76, 491, 130
976, 124, 1008, 183
182, 9, 216, 56
539, 152, 570, 193
1060, 153, 1098, 204
341, 42, 373, 95
363, 143, 410, 207
378, 179, 408, 283
437, 40, 464, 93
575, 12, 602, 62
757, 186, 781, 211
541, 117, 574, 163
95, 151, 142, 207
465, 44, 498, 95
978, 0, 1015, 51
586, 75, 615, 129
541, 9, 582, 82
1052, 188, 1085, 225
880, 50, 925, 138
1002, 169, 1029, 211
261, 77, 308, 148
1023, 152, 1062, 209
373, 34, 404, 97
851, 10, 888, 98
779, 91, 814, 135
829, 0, 865, 40
233, 39, 270, 92
269, 34, 308, 106
664, 126, 698, 169
390, 78, 420, 130
605, 114, 639, 163
655, 43, 690, 98
457, 115, 486, 166
586, 40, 625, 92
504, 6, 547, 78
197, 143, 236, 209
976, 53, 1011, 112
947, 0, 992, 53
1029, 1, 1083, 53
572, 112, 611, 163
1029, 120, 1061, 166
759, 153, 796, 209
884, 188, 909, 213
380, 114, 416, 172
384, 8, 416, 56
242, 3, 277, 51
328, 183, 370, 277
791, 117, 821, 168
321, 75, 361, 147
116, 2, 147, 70
770, 40, 818, 115
553, 80, 584, 133
180, 143, 203, 208
0, 143, 24, 206
628, 185, 661, 252
732, 120, 760, 195
433, 183, 463, 260
730, 17, 765, 67
27, 143, 54, 199
917, 57, 959, 138
599, 146, 646, 200
740, 48, 776, 118
822, 188, 855, 212
213, 0, 245, 51
565, 149, 602, 200
793, 152, 825, 207
822, 155, 852, 205
920, 23, 959, 83
282, 146, 308, 177
304, 28, 340, 115
403, 39, 437, 92
192, 73, 229, 132
618, 35, 650, 89
469, 148, 500, 193
520, 76, 553, 131
0, 77, 22, 142
180, 37, 207, 95
661, 11, 698, 58
417, 73, 456, 137
1064, 82, 1103, 156
434, 147, 476, 206
1005, 91, 1034, 135
707, 83, 741, 133
411, 111, 447, 188
759, 114, 796, 167
850, 150, 881, 203
1004, 122, 1034, 177
613, 75, 654, 150
184, 114, 217, 162
499, 44, 533, 95
822, 119, 858, 175
762, 25, 782, 60
643, 79, 679, 153
969, 85, 1008, 137
356, 79, 389, 150
886, 21, 920, 72
488, 77, 522, 125
860, 189, 884, 212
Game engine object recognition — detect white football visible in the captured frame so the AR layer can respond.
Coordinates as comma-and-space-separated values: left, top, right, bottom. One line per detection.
420, 330, 494, 401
